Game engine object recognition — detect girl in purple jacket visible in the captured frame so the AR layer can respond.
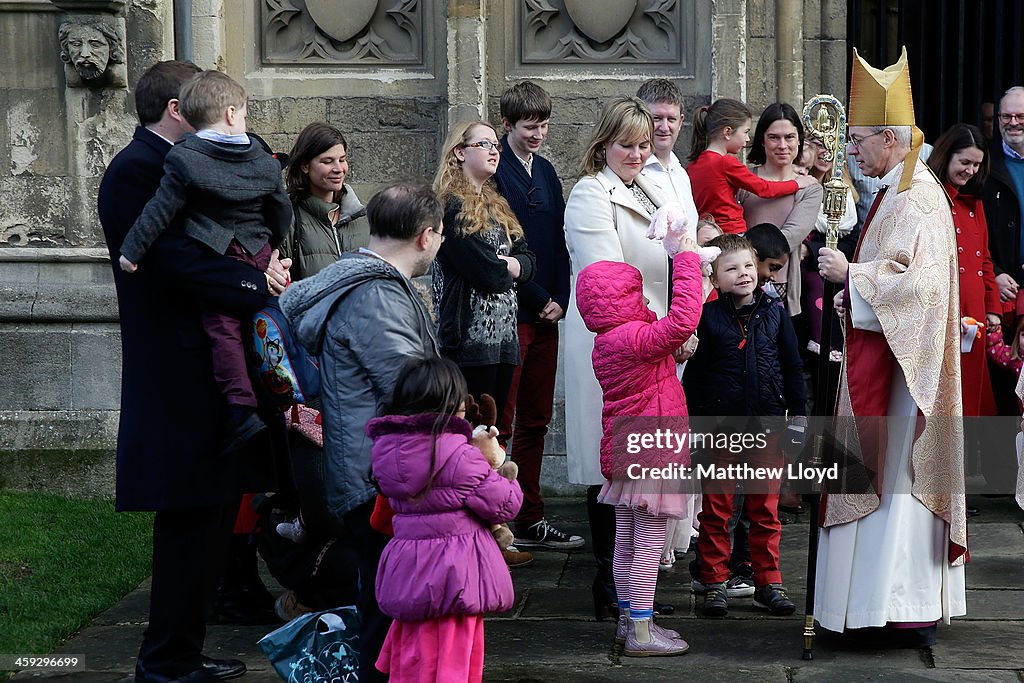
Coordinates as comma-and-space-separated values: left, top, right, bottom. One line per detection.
575, 225, 705, 657
367, 357, 523, 682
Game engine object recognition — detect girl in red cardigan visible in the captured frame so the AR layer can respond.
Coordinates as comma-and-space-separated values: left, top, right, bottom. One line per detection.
687, 98, 810, 234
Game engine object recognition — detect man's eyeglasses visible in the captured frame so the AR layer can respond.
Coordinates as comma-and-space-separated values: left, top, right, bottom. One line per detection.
999, 113, 1024, 123
422, 225, 444, 241
463, 140, 502, 153
846, 130, 886, 147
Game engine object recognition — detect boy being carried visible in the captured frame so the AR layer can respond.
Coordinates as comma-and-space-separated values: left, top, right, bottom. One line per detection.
119, 70, 292, 455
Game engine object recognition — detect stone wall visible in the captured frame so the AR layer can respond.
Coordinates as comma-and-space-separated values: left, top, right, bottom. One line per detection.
0, 0, 845, 498
0, 0, 170, 458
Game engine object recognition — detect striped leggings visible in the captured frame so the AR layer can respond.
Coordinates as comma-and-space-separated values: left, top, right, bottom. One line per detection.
612, 505, 668, 616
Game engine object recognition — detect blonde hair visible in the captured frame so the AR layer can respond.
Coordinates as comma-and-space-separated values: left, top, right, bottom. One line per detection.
579, 97, 654, 177
178, 70, 246, 129
695, 214, 724, 244
433, 121, 523, 241
706, 233, 758, 276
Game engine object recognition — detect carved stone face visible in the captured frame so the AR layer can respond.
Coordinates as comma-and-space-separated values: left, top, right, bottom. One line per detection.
65, 24, 110, 80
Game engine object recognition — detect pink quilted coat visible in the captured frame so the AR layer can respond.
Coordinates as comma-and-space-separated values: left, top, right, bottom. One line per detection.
575, 251, 703, 478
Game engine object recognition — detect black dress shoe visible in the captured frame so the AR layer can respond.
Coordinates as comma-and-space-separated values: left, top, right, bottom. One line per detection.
200, 656, 246, 681
653, 600, 675, 616
135, 663, 215, 683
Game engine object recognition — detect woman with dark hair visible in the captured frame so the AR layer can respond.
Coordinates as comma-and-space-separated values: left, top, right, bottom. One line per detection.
270, 122, 370, 621
738, 103, 823, 318
928, 123, 1000, 418
281, 122, 369, 280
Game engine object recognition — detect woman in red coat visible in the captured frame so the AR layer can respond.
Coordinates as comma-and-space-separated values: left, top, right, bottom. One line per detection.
928, 123, 1001, 417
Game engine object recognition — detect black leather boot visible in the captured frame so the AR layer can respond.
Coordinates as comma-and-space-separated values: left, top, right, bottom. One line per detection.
208, 534, 278, 625
587, 485, 618, 621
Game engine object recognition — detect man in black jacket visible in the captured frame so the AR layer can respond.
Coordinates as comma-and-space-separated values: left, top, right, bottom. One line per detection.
98, 61, 287, 683
983, 86, 1024, 306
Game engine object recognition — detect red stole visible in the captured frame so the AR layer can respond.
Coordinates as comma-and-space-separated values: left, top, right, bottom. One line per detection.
843, 188, 897, 493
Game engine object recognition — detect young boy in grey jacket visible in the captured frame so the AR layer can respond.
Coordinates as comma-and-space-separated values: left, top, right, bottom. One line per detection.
119, 70, 292, 454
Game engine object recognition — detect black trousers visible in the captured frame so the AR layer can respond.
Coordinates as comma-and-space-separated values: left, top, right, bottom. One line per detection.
459, 362, 517, 424
343, 499, 391, 683
136, 504, 235, 681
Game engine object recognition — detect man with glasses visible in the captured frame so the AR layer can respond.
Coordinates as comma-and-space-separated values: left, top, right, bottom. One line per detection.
816, 47, 967, 647
984, 87, 1024, 310
981, 87, 1024, 478
846, 136, 931, 233
280, 179, 443, 681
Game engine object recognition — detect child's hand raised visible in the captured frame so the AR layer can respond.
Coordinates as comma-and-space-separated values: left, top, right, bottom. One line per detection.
675, 236, 699, 254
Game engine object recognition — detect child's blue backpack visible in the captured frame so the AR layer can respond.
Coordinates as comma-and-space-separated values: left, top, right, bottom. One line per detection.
251, 299, 319, 406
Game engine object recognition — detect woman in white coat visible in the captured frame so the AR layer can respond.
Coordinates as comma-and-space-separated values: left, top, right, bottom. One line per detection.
563, 96, 675, 620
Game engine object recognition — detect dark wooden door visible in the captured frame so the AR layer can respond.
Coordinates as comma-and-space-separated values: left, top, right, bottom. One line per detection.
848, 0, 1024, 140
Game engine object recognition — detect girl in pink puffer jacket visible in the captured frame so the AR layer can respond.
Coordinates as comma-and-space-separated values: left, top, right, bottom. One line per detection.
368, 357, 523, 682
575, 225, 705, 657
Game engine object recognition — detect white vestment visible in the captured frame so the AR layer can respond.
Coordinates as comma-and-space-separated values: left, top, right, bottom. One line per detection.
814, 283, 967, 631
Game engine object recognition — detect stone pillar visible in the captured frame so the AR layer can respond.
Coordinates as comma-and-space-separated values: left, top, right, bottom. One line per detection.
711, 0, 747, 102
776, 0, 803, 107
446, 0, 485, 124
819, 0, 847, 102
193, 0, 226, 69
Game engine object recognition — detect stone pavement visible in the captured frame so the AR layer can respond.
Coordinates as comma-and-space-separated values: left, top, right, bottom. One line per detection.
14, 497, 1024, 682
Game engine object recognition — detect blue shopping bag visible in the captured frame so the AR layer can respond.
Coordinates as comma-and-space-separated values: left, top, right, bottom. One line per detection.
257, 606, 360, 682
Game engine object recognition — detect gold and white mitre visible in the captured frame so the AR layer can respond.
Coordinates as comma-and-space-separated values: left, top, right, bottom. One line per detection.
848, 46, 923, 192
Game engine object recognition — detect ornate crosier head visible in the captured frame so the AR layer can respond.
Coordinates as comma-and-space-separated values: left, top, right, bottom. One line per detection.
803, 95, 849, 250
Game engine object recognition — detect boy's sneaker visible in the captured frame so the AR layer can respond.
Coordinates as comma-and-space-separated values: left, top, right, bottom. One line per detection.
276, 518, 308, 543
690, 574, 755, 598
513, 518, 585, 550
701, 583, 729, 617
753, 584, 796, 615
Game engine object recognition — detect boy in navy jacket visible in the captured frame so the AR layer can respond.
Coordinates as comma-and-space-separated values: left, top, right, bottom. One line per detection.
683, 234, 806, 617
492, 81, 582, 551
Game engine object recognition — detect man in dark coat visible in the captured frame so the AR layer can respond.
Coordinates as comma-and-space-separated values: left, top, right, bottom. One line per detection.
982, 85, 1024, 483
98, 60, 285, 683
984, 86, 1024, 305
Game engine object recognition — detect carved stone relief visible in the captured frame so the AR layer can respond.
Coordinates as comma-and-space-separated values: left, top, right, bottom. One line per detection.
58, 18, 126, 87
521, 0, 682, 64
262, 0, 424, 65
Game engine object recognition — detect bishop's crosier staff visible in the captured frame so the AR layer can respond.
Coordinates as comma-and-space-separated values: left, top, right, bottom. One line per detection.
799, 94, 848, 660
